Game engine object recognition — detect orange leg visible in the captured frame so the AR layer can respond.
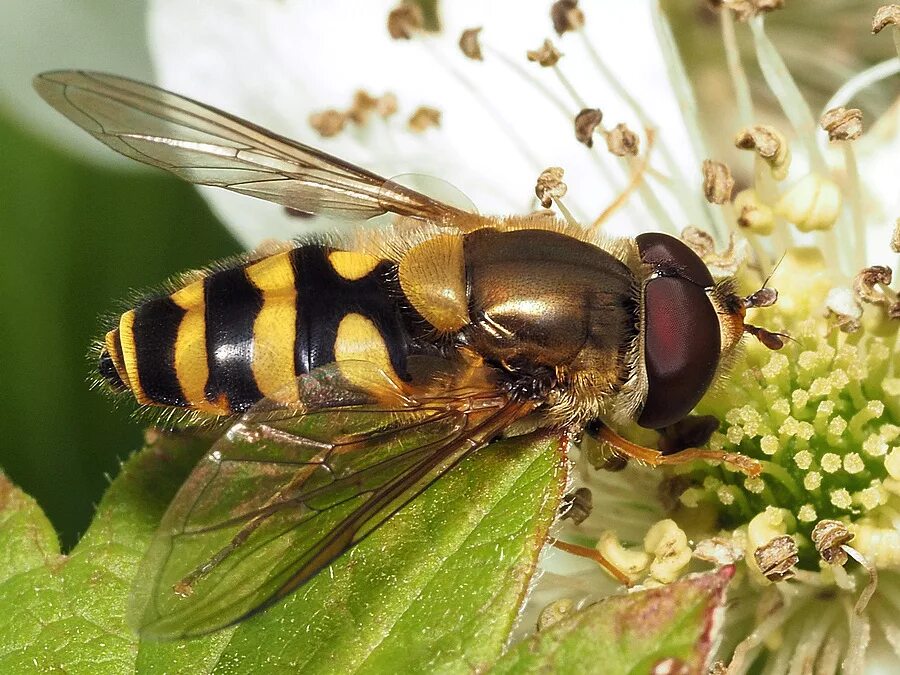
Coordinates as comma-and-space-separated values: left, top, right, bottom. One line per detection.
552, 539, 634, 586
594, 425, 762, 478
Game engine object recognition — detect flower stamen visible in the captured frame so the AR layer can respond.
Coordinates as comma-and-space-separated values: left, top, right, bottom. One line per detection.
748, 16, 826, 171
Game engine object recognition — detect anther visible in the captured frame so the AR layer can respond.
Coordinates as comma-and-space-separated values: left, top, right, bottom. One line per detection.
711, 0, 785, 22
458, 27, 483, 61
387, 3, 424, 40
407, 106, 441, 133
853, 266, 893, 306
753, 534, 798, 582
811, 519, 854, 565
734, 124, 791, 181
820, 106, 863, 142
824, 287, 863, 333
535, 167, 568, 209
550, 0, 585, 36
872, 5, 900, 34
702, 159, 735, 205
347, 90, 379, 125
606, 123, 639, 157
526, 39, 562, 67
560, 487, 593, 525
574, 108, 603, 148
376, 93, 398, 118
308, 109, 347, 137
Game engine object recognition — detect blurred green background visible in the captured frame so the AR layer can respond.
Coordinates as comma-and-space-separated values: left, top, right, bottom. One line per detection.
0, 0, 894, 550
0, 111, 238, 548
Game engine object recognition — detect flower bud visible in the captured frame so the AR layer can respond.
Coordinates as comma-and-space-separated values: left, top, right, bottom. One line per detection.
734, 189, 775, 235
644, 519, 692, 583
596, 531, 650, 582
747, 507, 794, 552
776, 174, 842, 232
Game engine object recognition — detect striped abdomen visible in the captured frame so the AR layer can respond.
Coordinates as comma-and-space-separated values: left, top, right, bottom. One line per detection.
100, 246, 411, 415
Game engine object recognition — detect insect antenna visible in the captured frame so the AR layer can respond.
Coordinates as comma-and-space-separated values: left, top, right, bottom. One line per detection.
740, 251, 795, 350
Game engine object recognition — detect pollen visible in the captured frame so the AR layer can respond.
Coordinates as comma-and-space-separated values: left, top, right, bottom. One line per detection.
797, 505, 817, 523
793, 450, 813, 470
760, 435, 779, 456
829, 489, 853, 510
821, 453, 842, 474
843, 453, 865, 474
862, 434, 888, 457
717, 486, 736, 505
804, 472, 822, 490
855, 485, 885, 510
744, 476, 765, 494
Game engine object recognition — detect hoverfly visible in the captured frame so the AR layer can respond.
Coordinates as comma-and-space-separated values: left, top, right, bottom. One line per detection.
35, 71, 782, 640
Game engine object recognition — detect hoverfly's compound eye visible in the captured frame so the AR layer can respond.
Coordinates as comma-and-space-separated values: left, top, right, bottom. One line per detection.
636, 233, 720, 429
635, 232, 714, 288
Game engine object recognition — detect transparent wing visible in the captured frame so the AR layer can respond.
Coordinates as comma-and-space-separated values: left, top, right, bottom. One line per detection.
33, 70, 469, 222
129, 361, 531, 639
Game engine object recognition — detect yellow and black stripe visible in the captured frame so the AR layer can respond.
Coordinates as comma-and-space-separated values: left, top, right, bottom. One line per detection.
98, 245, 415, 415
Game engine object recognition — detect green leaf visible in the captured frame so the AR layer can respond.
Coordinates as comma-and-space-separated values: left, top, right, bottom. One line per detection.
0, 429, 566, 673
0, 472, 60, 583
492, 567, 735, 675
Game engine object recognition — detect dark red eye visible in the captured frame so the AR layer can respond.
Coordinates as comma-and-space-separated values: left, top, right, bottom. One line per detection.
636, 234, 721, 429
635, 232, 713, 287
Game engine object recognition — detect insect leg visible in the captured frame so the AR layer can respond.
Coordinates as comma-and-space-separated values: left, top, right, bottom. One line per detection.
593, 424, 762, 477
551, 539, 634, 586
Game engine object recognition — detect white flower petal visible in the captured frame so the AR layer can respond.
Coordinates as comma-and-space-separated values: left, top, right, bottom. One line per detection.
0, 0, 153, 168
148, 0, 701, 247
857, 98, 900, 269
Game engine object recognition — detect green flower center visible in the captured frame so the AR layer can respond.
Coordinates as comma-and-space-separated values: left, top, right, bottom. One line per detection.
671, 253, 899, 572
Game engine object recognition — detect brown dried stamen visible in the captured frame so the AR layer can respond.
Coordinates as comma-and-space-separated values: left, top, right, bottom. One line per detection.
309, 109, 347, 138
408, 106, 441, 133
820, 107, 863, 142
459, 27, 483, 61
811, 519, 854, 566
734, 124, 790, 180
550, 0, 585, 35
702, 159, 735, 204
527, 39, 562, 67
754, 535, 798, 582
560, 487, 593, 525
535, 167, 567, 209
387, 2, 424, 40
574, 108, 603, 148
872, 5, 900, 34
606, 123, 640, 157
